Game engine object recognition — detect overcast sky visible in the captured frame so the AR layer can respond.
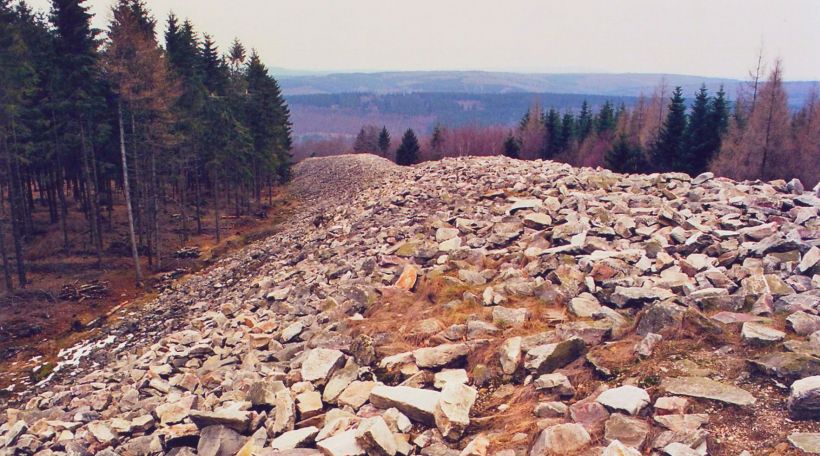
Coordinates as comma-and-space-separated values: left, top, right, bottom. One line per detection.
25, 0, 820, 80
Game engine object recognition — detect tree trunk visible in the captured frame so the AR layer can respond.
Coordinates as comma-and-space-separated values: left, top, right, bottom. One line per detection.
0, 173, 13, 292
151, 147, 161, 271
194, 153, 202, 234
4, 125, 26, 288
180, 159, 188, 242
80, 122, 102, 267
131, 112, 144, 251
214, 178, 221, 243
51, 107, 70, 251
118, 101, 142, 284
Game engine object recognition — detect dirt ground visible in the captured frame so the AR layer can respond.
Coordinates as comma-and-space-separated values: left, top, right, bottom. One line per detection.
352, 273, 820, 455
0, 190, 295, 394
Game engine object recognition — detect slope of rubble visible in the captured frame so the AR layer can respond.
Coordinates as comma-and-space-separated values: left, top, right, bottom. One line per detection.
1, 154, 819, 456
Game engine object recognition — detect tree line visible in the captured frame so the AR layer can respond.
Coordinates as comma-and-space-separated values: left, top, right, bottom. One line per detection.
0, 0, 292, 290
346, 59, 817, 188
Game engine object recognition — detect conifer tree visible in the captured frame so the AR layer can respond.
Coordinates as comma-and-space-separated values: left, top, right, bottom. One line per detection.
503, 132, 520, 159
395, 129, 420, 166
245, 50, 293, 184
353, 125, 379, 153
51, 0, 109, 267
595, 100, 616, 134
682, 85, 712, 175
605, 134, 645, 174
429, 123, 445, 159
227, 37, 246, 71
0, 0, 33, 287
377, 126, 390, 156
542, 108, 561, 159
706, 85, 729, 163
577, 101, 593, 140
559, 112, 575, 154
651, 86, 687, 172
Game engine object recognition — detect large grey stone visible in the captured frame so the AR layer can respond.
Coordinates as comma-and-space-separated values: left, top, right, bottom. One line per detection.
524, 337, 586, 374
788, 375, 820, 420
661, 377, 756, 406
370, 385, 441, 426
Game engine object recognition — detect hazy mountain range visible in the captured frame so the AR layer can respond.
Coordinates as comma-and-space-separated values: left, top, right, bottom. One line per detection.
276, 71, 818, 141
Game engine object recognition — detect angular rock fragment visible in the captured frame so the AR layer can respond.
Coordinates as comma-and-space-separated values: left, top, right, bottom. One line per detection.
370, 385, 441, 426
301, 349, 346, 384
271, 426, 319, 450
788, 375, 820, 420
741, 322, 785, 346
355, 416, 397, 456
524, 337, 586, 374
530, 423, 591, 455
596, 385, 650, 415
413, 343, 469, 369
434, 382, 477, 440
661, 376, 756, 406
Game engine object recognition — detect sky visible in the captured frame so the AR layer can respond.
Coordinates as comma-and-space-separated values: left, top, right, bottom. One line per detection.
25, 0, 820, 80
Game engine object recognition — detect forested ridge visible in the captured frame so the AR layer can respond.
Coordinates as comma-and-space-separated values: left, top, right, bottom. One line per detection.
0, 0, 293, 290
347, 60, 818, 189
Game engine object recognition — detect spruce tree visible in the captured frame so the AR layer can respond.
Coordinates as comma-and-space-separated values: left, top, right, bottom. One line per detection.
682, 85, 711, 175
605, 134, 645, 174
51, 0, 109, 267
0, 0, 34, 287
200, 33, 228, 95
651, 86, 687, 172
542, 108, 561, 159
377, 126, 390, 156
395, 129, 420, 166
559, 112, 575, 154
595, 100, 616, 134
503, 132, 520, 159
705, 85, 729, 167
245, 50, 292, 182
430, 123, 445, 158
577, 101, 593, 140
353, 125, 378, 153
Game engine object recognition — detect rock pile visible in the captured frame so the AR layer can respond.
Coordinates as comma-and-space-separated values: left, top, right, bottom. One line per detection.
1, 155, 819, 455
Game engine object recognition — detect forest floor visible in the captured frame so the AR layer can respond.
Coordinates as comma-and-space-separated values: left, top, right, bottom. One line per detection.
0, 190, 295, 393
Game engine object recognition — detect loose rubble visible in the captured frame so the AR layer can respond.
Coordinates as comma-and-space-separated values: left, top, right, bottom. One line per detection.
1, 155, 819, 455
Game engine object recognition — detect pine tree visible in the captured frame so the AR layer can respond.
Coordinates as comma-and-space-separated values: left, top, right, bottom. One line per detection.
429, 123, 445, 159
245, 50, 293, 183
353, 125, 379, 153
705, 85, 729, 165
605, 134, 645, 174
0, 0, 34, 287
577, 101, 593, 140
559, 112, 575, 154
200, 33, 228, 95
377, 126, 390, 156
651, 86, 687, 172
542, 108, 561, 159
595, 100, 616, 134
395, 129, 420, 166
227, 37, 246, 71
503, 132, 520, 159
51, 0, 109, 268
682, 85, 711, 175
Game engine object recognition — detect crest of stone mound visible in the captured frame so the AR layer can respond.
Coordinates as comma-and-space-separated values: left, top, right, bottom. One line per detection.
2, 155, 819, 456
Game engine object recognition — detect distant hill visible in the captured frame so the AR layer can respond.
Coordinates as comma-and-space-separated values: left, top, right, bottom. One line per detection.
280, 71, 816, 106
286, 92, 638, 141
280, 71, 818, 142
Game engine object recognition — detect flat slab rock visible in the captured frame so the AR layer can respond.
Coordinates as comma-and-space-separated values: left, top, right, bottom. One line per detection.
661, 376, 756, 406
788, 432, 820, 454
596, 385, 650, 415
369, 385, 441, 426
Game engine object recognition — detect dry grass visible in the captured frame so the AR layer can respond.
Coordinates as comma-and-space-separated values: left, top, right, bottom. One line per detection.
349, 268, 817, 455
